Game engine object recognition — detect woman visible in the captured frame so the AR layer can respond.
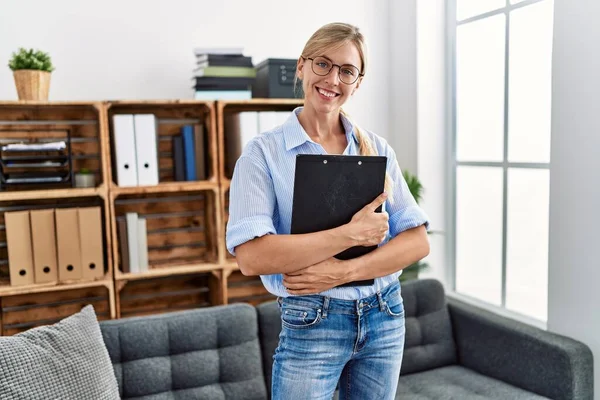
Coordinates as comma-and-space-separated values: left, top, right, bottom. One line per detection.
226, 22, 430, 400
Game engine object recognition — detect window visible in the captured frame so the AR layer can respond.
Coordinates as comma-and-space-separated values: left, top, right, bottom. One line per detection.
449, 0, 554, 322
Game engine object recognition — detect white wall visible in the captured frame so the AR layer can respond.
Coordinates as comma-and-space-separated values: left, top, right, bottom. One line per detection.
389, 0, 418, 173
415, 0, 448, 287
0, 0, 393, 144
547, 0, 600, 396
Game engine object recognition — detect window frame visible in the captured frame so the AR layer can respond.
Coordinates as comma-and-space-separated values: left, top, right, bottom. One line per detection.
445, 0, 551, 325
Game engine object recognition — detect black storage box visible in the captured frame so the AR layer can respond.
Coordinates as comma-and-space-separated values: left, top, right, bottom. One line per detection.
252, 58, 303, 99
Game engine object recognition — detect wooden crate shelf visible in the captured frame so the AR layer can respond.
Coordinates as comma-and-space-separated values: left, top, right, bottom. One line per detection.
216, 99, 302, 183
111, 188, 223, 280
226, 269, 275, 306
115, 272, 221, 319
111, 180, 217, 196
0, 283, 113, 336
220, 182, 236, 264
116, 262, 220, 282
0, 195, 113, 290
0, 186, 107, 202
106, 100, 218, 187
0, 102, 109, 192
0, 278, 113, 297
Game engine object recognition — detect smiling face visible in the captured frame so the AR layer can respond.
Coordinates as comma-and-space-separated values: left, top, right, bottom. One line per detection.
297, 41, 363, 114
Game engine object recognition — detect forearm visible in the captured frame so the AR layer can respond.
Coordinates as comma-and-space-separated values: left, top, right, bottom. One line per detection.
346, 225, 429, 282
235, 225, 355, 276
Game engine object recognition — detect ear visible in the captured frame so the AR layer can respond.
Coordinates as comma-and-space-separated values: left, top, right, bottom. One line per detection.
296, 57, 305, 80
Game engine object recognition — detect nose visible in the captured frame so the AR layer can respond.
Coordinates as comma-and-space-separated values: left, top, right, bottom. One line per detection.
325, 66, 340, 85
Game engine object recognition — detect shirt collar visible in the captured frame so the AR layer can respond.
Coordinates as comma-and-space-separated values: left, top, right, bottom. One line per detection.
283, 106, 359, 151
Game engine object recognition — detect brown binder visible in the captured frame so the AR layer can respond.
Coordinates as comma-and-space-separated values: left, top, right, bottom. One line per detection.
78, 207, 104, 280
30, 209, 58, 284
55, 208, 82, 282
5, 211, 35, 286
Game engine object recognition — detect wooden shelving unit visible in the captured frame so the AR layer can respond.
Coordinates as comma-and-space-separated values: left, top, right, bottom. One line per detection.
0, 98, 298, 335
105, 100, 227, 318
0, 101, 116, 335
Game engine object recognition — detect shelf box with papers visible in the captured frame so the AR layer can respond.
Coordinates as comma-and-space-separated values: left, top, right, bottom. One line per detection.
106, 100, 218, 188
0, 196, 111, 289
0, 102, 107, 192
111, 188, 222, 280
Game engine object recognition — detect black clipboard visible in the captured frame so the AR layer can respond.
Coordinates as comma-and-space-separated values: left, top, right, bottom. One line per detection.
290, 154, 388, 287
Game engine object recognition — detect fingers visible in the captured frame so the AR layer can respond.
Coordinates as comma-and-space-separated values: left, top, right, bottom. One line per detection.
366, 192, 388, 212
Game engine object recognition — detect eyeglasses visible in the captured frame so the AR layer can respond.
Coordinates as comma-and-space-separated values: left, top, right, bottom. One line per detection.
301, 56, 364, 85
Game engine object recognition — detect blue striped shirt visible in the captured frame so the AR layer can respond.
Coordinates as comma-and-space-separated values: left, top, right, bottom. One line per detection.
226, 107, 430, 300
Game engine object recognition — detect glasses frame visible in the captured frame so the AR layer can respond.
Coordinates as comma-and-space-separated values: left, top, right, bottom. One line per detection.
301, 56, 364, 85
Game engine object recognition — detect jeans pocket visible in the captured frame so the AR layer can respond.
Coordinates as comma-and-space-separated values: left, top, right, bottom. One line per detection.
281, 304, 322, 329
384, 298, 405, 318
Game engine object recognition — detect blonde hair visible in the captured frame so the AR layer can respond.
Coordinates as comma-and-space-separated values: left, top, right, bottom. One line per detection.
295, 22, 394, 201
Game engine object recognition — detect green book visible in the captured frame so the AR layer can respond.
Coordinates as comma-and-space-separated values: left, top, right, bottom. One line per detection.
193, 66, 256, 78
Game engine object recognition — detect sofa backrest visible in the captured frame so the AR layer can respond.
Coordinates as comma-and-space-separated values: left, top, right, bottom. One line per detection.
99, 304, 268, 400
400, 278, 457, 375
256, 301, 282, 395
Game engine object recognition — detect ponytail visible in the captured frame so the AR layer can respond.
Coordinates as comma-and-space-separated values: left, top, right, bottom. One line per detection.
340, 108, 394, 203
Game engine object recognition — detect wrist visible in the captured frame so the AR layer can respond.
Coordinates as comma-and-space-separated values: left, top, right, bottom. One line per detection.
344, 257, 363, 283
334, 223, 357, 248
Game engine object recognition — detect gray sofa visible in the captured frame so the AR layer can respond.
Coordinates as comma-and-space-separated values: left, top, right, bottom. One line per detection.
99, 279, 594, 399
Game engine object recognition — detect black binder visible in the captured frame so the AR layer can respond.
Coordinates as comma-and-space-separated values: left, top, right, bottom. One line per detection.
290, 154, 388, 287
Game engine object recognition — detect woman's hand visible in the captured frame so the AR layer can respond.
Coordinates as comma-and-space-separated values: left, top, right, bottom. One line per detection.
283, 258, 348, 295
344, 192, 389, 247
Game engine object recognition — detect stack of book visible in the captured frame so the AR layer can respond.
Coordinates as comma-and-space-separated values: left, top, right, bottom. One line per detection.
192, 47, 255, 100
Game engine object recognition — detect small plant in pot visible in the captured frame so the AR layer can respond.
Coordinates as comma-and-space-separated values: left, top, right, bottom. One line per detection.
74, 168, 95, 188
8, 48, 55, 101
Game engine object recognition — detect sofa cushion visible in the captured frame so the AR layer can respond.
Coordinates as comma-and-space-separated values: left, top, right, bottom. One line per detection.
400, 279, 457, 375
99, 304, 267, 400
0, 305, 120, 400
396, 366, 550, 399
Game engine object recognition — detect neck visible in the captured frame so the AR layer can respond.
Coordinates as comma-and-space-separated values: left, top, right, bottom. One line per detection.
297, 104, 344, 142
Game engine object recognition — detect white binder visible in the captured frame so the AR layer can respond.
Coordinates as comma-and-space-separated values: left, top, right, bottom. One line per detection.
125, 213, 140, 273
113, 114, 138, 186
133, 114, 159, 186
137, 217, 149, 273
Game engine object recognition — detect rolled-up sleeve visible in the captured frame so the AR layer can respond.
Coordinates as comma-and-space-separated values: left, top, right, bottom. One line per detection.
226, 152, 277, 256
385, 146, 430, 238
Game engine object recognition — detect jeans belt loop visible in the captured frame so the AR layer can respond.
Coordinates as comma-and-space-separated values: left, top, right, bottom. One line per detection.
322, 296, 330, 318
377, 291, 386, 312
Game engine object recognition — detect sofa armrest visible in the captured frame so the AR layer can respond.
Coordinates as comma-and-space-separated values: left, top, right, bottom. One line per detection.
448, 298, 593, 400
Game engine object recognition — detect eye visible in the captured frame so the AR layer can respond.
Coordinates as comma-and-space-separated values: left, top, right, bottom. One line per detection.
316, 61, 329, 69
341, 68, 356, 76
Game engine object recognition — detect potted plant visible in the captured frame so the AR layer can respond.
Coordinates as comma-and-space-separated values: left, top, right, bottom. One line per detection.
399, 169, 430, 282
74, 168, 95, 188
8, 48, 55, 101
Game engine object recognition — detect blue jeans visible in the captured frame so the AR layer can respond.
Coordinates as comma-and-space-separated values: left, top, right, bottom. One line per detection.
272, 280, 406, 400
